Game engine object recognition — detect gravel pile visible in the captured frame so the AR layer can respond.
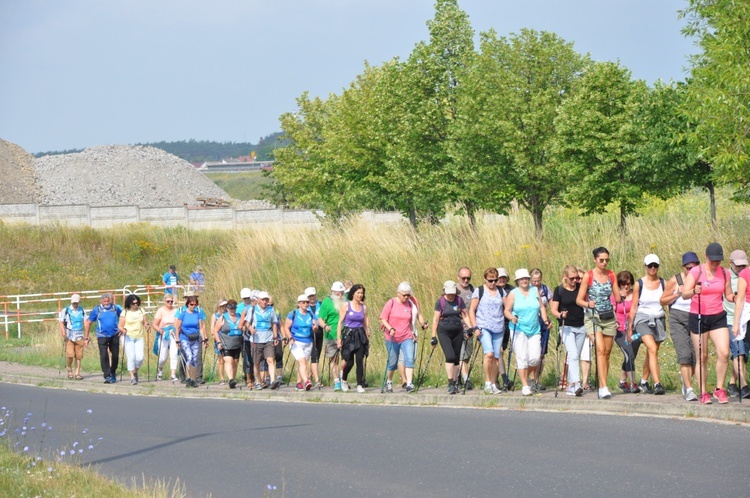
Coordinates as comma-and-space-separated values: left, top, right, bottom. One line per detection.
34, 145, 234, 207
0, 139, 42, 204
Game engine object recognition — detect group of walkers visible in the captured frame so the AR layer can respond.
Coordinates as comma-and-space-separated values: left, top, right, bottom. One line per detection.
58, 243, 750, 404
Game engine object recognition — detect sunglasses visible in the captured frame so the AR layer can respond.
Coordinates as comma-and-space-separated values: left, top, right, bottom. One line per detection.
597, 258, 610, 263
400, 293, 411, 298
486, 278, 498, 283
188, 303, 197, 307
568, 276, 581, 281
459, 276, 471, 281
647, 263, 660, 269
684, 264, 698, 270
165, 300, 173, 303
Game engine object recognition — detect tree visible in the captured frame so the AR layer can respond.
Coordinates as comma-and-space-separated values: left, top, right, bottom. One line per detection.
453, 28, 589, 235
555, 61, 648, 234
681, 0, 750, 201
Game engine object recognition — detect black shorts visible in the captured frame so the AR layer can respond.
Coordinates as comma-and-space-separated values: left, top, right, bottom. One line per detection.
222, 348, 241, 360
689, 312, 728, 334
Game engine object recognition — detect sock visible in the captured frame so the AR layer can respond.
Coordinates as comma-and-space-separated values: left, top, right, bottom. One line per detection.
486, 381, 492, 388
462, 374, 468, 382
502, 374, 509, 384
641, 378, 648, 384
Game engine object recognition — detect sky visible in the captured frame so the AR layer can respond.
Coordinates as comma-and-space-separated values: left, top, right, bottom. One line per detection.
0, 0, 699, 154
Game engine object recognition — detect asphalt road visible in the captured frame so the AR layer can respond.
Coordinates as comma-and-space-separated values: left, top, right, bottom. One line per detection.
1, 383, 747, 497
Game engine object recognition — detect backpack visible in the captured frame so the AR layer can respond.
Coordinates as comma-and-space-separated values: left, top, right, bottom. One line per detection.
63, 305, 86, 330
637, 278, 666, 298
588, 270, 616, 289
438, 295, 465, 320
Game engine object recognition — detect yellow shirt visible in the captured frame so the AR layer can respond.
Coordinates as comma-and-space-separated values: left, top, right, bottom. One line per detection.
123, 308, 146, 339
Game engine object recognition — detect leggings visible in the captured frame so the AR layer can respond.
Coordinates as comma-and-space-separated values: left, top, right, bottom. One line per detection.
342, 345, 366, 386
438, 327, 464, 365
310, 331, 324, 364
614, 330, 642, 372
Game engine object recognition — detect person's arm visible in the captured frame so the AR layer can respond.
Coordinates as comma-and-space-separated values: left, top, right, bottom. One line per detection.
212, 316, 224, 344
550, 298, 561, 320
380, 300, 395, 339
199, 318, 207, 343
628, 285, 640, 341
174, 316, 183, 340
576, 274, 593, 309
118, 313, 127, 336
733, 277, 747, 335
142, 309, 150, 330
84, 309, 95, 343
283, 317, 293, 342
724, 270, 736, 303
153, 309, 163, 334
504, 293, 517, 323
58, 310, 67, 338
660, 276, 679, 307
681, 271, 698, 300
336, 304, 347, 347
431, 309, 440, 341
364, 306, 371, 338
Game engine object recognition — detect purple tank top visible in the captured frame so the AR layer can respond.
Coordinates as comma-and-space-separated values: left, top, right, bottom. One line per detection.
342, 302, 365, 328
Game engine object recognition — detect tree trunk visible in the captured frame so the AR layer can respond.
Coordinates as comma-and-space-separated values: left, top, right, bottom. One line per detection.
464, 200, 477, 231
532, 204, 544, 238
619, 200, 628, 236
707, 181, 717, 231
408, 205, 418, 229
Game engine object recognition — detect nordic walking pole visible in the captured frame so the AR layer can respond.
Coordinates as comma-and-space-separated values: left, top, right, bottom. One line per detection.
555, 314, 565, 398
697, 290, 703, 398
380, 338, 390, 393
509, 319, 519, 391
415, 343, 436, 393
287, 342, 297, 387
207, 349, 219, 389
119, 335, 126, 383
592, 312, 599, 399
281, 339, 292, 385
737, 344, 743, 404
59, 337, 67, 377
463, 331, 482, 395
414, 335, 426, 390
146, 325, 151, 383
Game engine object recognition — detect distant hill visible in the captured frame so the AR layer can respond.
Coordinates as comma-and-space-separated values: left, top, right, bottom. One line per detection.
34, 132, 287, 162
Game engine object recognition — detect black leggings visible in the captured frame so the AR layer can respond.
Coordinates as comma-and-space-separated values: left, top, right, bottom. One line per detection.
438, 327, 463, 365
342, 345, 366, 386
311, 331, 324, 364
615, 330, 642, 372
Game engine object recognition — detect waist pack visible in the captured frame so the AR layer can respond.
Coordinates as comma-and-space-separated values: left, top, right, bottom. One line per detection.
186, 332, 200, 341
598, 310, 615, 321
220, 333, 243, 350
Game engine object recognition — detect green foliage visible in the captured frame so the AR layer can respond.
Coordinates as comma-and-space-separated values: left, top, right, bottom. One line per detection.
205, 171, 275, 201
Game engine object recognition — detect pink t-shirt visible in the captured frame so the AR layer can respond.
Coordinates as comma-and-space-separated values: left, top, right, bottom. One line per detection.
740, 267, 750, 303
380, 298, 414, 343
689, 264, 728, 315
611, 295, 632, 331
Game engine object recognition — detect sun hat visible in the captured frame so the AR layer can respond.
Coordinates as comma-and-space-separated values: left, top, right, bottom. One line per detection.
681, 252, 700, 266
729, 249, 748, 266
304, 287, 317, 296
514, 268, 531, 281
443, 280, 457, 294
706, 242, 724, 261
497, 268, 509, 278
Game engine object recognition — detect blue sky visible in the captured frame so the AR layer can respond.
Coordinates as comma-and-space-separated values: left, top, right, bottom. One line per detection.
0, 0, 698, 153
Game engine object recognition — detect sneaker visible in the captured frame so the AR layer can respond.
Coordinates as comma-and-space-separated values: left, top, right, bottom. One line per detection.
229, 379, 237, 389
490, 383, 502, 395
465, 379, 474, 391
599, 387, 612, 399
699, 392, 712, 404
484, 383, 493, 394
334, 380, 342, 392
713, 388, 729, 404
198, 379, 206, 385
685, 388, 698, 401
618, 381, 630, 393
638, 381, 652, 394
521, 385, 533, 396
157, 370, 163, 381
263, 379, 271, 389
341, 381, 350, 392
110, 375, 118, 384
727, 383, 740, 398
314, 382, 323, 390
255, 383, 263, 391
295, 382, 304, 391
305, 380, 312, 391
186, 379, 196, 388
402, 382, 407, 389
405, 383, 415, 393
270, 379, 281, 390
575, 385, 584, 397
386, 382, 393, 393
629, 384, 640, 394
130, 378, 137, 386
566, 385, 577, 396
104, 376, 112, 384
495, 382, 507, 393
741, 385, 750, 399
536, 381, 547, 391
653, 383, 666, 395
457, 378, 465, 389
356, 385, 365, 393
171, 375, 178, 383
448, 381, 457, 395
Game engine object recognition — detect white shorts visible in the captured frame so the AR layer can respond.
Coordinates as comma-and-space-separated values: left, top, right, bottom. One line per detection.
513, 333, 541, 370
291, 341, 312, 361
581, 336, 591, 362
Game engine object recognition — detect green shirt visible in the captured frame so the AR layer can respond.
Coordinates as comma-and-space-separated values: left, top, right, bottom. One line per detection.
318, 296, 343, 340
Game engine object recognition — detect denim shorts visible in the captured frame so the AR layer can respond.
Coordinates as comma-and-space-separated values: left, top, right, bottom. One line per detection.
729, 325, 748, 359
387, 339, 415, 370
479, 328, 503, 358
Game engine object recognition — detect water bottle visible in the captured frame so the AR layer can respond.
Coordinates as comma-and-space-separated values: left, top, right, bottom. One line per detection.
632, 332, 641, 342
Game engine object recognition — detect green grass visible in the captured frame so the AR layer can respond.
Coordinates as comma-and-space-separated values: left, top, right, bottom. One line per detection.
204, 171, 274, 200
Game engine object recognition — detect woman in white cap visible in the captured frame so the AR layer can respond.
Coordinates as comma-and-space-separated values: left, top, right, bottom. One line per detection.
284, 294, 315, 391
213, 299, 244, 388
380, 282, 420, 392
304, 286, 324, 388
682, 242, 735, 404
153, 294, 180, 382
337, 284, 370, 392
628, 254, 668, 395
504, 269, 550, 396
317, 281, 347, 390
431, 280, 473, 394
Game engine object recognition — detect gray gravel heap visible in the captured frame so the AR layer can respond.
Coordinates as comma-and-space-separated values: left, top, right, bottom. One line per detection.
33, 145, 233, 207
0, 139, 42, 204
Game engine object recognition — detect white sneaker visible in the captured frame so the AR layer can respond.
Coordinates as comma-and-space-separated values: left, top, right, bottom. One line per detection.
566, 385, 577, 396
156, 370, 163, 381
341, 381, 350, 392
521, 385, 533, 396
599, 387, 612, 399
685, 387, 698, 401
490, 383, 502, 394
484, 382, 493, 394
356, 385, 365, 393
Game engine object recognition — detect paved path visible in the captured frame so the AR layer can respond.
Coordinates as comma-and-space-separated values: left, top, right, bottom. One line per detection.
2, 383, 748, 497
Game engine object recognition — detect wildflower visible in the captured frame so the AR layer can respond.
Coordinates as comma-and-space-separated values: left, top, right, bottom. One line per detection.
41, 423, 47, 428
86, 409, 92, 414
60, 451, 65, 456
69, 450, 75, 456
73, 442, 79, 448
98, 437, 103, 440
36, 456, 41, 461
78, 449, 83, 454
47, 467, 53, 473
82, 429, 88, 434
88, 445, 93, 450
23, 446, 29, 452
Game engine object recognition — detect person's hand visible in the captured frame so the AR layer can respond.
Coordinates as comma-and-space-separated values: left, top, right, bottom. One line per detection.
336, 339, 342, 348
511, 315, 519, 325
473, 327, 481, 338
561, 310, 568, 319
588, 300, 596, 309
421, 321, 429, 330
694, 283, 702, 295
430, 337, 438, 347
389, 327, 396, 337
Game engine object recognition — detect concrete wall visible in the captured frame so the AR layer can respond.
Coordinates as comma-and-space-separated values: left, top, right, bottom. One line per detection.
0, 203, 405, 229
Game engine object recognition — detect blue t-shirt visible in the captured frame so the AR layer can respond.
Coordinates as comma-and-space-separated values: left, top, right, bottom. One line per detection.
286, 309, 313, 343
511, 287, 541, 337
176, 307, 206, 341
163, 271, 179, 294
87, 304, 123, 338
249, 305, 278, 343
